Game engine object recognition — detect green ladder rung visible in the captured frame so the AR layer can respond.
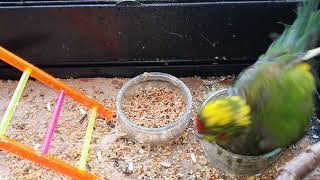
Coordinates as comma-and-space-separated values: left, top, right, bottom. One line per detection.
0, 69, 31, 136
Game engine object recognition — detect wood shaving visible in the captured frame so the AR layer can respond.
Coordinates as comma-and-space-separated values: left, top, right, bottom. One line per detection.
190, 153, 197, 163
128, 162, 134, 171
79, 108, 86, 115
46, 102, 51, 112
160, 162, 171, 168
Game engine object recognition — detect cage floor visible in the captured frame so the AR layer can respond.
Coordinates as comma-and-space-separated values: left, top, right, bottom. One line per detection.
0, 76, 313, 179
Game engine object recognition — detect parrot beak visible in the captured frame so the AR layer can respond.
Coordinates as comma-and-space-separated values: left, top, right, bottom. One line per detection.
195, 116, 205, 139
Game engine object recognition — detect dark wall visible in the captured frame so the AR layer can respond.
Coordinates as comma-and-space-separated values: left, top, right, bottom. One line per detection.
0, 1, 299, 78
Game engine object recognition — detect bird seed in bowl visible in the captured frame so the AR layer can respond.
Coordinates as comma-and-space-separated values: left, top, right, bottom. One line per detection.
121, 81, 186, 128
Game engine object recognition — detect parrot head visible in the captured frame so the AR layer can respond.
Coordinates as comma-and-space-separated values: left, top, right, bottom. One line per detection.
195, 96, 252, 143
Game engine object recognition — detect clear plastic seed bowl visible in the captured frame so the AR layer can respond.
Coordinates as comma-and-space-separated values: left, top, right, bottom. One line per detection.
198, 88, 282, 175
116, 72, 192, 145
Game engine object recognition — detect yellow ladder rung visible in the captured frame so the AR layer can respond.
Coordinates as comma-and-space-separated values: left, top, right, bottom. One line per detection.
78, 107, 97, 170
0, 69, 31, 136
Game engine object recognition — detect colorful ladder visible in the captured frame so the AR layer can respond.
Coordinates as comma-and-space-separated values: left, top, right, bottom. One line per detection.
0, 46, 114, 179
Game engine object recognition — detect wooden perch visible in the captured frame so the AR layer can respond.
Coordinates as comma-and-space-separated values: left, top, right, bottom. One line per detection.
276, 142, 320, 180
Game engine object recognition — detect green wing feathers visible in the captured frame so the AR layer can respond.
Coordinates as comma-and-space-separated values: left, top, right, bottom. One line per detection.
197, 0, 320, 156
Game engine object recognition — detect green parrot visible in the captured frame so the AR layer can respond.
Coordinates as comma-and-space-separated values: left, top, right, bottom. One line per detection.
195, 0, 320, 156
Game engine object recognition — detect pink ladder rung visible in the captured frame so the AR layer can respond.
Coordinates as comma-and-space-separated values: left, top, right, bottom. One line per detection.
41, 90, 65, 154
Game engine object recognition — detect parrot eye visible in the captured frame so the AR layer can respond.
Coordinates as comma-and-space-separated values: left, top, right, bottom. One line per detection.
216, 132, 228, 140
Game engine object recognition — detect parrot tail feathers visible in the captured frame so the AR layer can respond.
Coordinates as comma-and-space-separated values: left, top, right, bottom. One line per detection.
259, 0, 320, 62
